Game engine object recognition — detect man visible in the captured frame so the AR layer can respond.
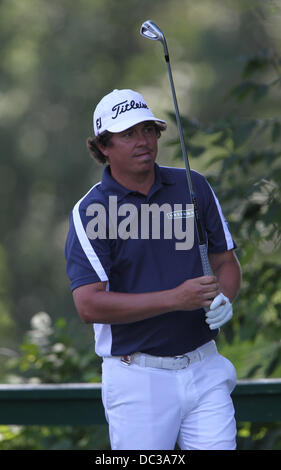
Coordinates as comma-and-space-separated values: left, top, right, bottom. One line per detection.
65, 89, 241, 450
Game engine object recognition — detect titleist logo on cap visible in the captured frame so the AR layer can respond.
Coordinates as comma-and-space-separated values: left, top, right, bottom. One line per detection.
111, 99, 148, 120
93, 89, 166, 135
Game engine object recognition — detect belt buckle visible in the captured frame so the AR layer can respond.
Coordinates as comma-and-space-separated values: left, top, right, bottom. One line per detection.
174, 354, 190, 368
121, 355, 131, 366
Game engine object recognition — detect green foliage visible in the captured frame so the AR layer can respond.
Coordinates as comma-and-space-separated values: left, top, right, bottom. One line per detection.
0, 312, 110, 450
0, 424, 110, 450
167, 28, 281, 449
169, 45, 281, 379
3, 312, 102, 384
237, 422, 281, 450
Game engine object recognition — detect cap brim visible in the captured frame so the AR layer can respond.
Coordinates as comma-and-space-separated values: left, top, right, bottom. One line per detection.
106, 116, 167, 133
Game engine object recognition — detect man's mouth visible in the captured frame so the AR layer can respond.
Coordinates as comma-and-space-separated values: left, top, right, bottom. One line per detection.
134, 150, 151, 158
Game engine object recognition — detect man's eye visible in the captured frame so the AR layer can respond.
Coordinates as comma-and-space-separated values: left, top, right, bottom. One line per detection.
122, 130, 134, 138
144, 126, 155, 134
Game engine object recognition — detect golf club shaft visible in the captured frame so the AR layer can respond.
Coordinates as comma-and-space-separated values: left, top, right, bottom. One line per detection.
140, 20, 212, 277
164, 47, 212, 276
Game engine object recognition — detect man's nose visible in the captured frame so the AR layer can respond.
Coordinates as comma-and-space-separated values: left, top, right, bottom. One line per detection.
135, 129, 149, 145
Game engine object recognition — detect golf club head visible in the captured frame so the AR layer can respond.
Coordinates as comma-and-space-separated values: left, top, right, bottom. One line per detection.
140, 20, 168, 57
140, 20, 164, 42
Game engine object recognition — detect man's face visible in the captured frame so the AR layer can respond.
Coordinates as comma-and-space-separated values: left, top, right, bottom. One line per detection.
101, 121, 159, 178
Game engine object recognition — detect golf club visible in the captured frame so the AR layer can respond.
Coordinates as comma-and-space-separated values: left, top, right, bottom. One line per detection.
140, 20, 212, 278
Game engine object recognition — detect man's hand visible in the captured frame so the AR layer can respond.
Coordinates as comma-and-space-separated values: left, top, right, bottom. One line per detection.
175, 276, 220, 311
205, 293, 233, 330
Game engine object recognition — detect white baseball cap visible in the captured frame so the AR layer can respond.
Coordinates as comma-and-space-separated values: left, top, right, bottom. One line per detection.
93, 89, 166, 136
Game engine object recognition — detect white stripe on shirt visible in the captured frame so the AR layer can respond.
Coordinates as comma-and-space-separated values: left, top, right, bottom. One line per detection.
208, 185, 234, 250
72, 184, 112, 357
72, 184, 109, 282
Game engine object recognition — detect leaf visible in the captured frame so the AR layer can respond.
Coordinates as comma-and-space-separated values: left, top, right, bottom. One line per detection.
227, 82, 256, 101
188, 144, 205, 157
208, 154, 225, 165
227, 81, 269, 102
20, 343, 40, 356
212, 130, 230, 147
55, 317, 67, 330
254, 83, 269, 100
246, 364, 262, 378
232, 120, 257, 149
264, 352, 281, 377
242, 52, 272, 79
243, 203, 262, 220
165, 138, 181, 147
168, 112, 201, 139
272, 121, 281, 142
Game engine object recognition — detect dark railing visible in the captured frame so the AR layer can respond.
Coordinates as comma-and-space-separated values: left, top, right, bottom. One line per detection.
0, 379, 281, 425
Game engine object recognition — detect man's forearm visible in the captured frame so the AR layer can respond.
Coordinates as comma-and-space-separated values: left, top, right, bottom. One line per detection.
74, 286, 177, 324
211, 256, 242, 303
73, 275, 220, 325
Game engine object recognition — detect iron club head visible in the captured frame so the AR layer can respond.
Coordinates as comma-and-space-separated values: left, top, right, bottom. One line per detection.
140, 20, 169, 57
140, 20, 164, 41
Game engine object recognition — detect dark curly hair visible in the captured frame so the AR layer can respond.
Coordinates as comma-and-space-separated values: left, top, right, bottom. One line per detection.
86, 121, 167, 165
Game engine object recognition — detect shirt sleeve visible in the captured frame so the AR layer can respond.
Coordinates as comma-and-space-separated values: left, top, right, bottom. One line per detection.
196, 174, 236, 253
65, 199, 111, 291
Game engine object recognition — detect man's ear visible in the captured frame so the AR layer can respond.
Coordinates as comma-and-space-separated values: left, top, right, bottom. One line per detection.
96, 141, 104, 152
98, 144, 110, 158
97, 137, 111, 157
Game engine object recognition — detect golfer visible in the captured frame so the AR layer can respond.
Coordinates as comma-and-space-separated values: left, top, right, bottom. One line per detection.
65, 89, 241, 450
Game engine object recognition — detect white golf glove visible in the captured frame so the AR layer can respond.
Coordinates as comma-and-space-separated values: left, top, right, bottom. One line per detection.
205, 293, 233, 330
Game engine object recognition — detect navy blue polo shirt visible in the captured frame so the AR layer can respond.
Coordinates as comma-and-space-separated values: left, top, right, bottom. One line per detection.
65, 163, 236, 357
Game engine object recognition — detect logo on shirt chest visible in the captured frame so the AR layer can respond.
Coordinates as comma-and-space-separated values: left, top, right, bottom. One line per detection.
167, 209, 194, 219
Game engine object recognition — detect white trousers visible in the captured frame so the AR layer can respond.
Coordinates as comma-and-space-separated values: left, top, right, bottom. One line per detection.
101, 342, 237, 450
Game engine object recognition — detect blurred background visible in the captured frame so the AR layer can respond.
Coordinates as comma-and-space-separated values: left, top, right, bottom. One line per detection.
0, 0, 280, 449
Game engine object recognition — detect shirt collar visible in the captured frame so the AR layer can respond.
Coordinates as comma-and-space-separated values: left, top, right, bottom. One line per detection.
100, 163, 175, 202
